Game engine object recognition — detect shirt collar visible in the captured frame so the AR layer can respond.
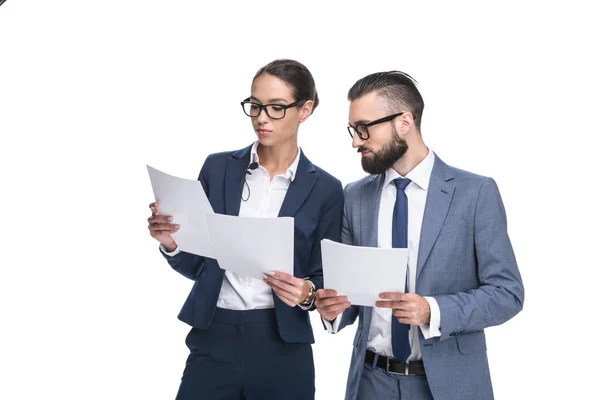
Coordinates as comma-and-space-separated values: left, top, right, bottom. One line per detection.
250, 140, 300, 182
383, 149, 435, 191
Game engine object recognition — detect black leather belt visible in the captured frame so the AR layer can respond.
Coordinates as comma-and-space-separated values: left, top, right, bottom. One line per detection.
365, 350, 426, 376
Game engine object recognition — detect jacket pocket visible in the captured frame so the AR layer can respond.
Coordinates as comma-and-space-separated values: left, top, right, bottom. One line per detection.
438, 223, 468, 237
456, 331, 487, 355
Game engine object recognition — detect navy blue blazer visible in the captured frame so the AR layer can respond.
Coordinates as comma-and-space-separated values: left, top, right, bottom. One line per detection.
162, 144, 344, 344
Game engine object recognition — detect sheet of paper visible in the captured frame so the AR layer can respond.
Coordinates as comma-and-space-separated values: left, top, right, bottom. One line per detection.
206, 213, 294, 279
147, 165, 215, 259
321, 239, 408, 306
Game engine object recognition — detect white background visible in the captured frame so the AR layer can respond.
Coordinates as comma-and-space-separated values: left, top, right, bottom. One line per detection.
1, 1, 598, 399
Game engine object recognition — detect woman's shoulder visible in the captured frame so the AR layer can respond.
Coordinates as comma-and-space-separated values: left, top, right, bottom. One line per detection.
306, 159, 341, 189
313, 164, 340, 182
203, 144, 253, 166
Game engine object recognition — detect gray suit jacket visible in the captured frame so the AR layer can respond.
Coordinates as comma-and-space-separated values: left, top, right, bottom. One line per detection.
336, 153, 524, 400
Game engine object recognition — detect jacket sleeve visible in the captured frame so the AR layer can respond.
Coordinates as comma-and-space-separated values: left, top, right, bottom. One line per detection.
433, 178, 525, 340
305, 180, 344, 310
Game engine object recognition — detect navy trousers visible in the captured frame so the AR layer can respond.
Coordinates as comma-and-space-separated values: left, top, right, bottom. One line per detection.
175, 308, 315, 400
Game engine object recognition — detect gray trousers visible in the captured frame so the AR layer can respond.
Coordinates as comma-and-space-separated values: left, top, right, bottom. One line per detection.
357, 361, 435, 400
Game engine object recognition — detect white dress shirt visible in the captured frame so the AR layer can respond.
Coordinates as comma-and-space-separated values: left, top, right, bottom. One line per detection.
325, 149, 442, 360
162, 141, 301, 310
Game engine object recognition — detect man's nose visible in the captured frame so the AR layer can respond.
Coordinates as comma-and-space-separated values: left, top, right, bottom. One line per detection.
352, 131, 365, 148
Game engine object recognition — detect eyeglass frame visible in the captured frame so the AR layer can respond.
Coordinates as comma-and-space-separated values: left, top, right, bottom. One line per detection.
347, 112, 408, 140
240, 98, 308, 120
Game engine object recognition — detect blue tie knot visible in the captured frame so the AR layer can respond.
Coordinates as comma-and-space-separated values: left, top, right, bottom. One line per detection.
393, 177, 411, 191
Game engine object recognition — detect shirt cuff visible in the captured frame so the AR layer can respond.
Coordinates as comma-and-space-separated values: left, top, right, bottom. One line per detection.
420, 296, 442, 339
298, 299, 314, 310
322, 314, 342, 334
160, 244, 180, 257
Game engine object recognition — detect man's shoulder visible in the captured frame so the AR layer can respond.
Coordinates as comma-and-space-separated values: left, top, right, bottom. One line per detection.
436, 157, 503, 204
447, 164, 489, 184
436, 156, 491, 187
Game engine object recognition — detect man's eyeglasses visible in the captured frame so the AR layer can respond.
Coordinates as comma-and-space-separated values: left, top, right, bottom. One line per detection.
347, 112, 406, 140
241, 98, 307, 120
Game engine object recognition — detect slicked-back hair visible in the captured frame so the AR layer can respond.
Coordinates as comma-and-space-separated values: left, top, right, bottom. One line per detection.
348, 71, 424, 130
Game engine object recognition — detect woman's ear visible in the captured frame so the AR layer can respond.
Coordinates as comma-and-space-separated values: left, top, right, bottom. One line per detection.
299, 100, 314, 123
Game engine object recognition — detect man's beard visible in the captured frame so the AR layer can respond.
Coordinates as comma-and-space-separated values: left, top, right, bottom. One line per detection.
360, 132, 408, 175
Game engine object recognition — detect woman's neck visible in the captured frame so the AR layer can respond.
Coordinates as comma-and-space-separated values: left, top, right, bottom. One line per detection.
257, 136, 299, 179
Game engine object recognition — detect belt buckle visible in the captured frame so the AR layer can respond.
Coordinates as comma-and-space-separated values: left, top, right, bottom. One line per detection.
386, 358, 409, 375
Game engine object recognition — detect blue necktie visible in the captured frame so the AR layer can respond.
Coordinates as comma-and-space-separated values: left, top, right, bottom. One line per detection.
391, 177, 411, 361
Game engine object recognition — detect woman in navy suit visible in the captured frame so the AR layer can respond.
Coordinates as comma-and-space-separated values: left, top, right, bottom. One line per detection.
147, 59, 343, 399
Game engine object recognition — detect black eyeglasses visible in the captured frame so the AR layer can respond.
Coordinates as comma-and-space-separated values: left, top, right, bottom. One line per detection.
240, 98, 307, 120
347, 112, 406, 140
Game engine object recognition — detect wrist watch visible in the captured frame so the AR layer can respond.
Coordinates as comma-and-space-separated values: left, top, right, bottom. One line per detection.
300, 280, 316, 306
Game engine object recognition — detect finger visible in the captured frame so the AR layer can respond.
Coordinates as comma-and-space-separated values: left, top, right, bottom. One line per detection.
379, 292, 406, 301
149, 228, 178, 237
272, 286, 297, 302
375, 300, 402, 309
148, 215, 173, 224
322, 302, 351, 315
378, 300, 410, 309
275, 284, 304, 304
155, 229, 179, 235
392, 309, 412, 318
266, 270, 296, 284
149, 223, 180, 232
264, 274, 300, 291
149, 222, 179, 231
264, 276, 299, 297
316, 289, 338, 299
271, 287, 298, 306
149, 201, 160, 215
395, 316, 416, 325
317, 296, 348, 307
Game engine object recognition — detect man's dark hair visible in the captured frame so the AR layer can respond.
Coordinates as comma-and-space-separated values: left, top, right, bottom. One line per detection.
348, 71, 424, 130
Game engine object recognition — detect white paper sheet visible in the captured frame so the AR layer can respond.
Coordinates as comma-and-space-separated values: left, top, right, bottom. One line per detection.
206, 213, 294, 279
147, 165, 215, 259
321, 239, 408, 306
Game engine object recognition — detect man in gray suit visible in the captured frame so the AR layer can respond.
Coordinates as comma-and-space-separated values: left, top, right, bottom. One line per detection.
315, 71, 524, 400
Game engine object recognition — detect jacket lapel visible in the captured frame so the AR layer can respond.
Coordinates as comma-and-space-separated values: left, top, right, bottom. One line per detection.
278, 150, 319, 218
416, 155, 455, 281
358, 175, 384, 331
224, 145, 252, 216
360, 174, 385, 248
224, 145, 319, 224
